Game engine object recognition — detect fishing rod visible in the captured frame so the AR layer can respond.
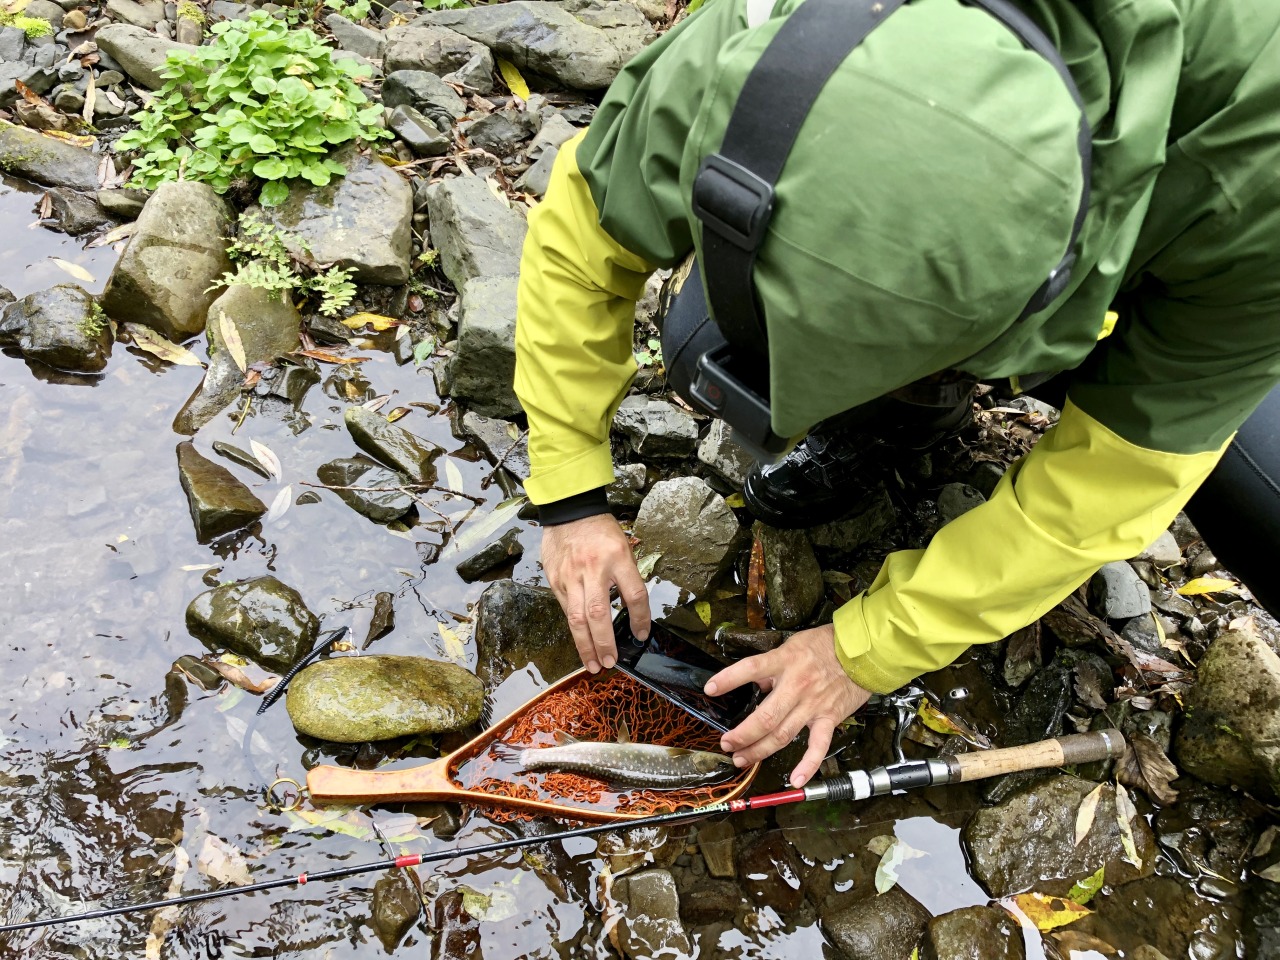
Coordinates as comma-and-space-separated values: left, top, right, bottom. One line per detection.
0, 729, 1125, 935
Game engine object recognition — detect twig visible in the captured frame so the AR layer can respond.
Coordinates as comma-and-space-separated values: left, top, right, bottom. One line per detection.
299, 481, 485, 505
480, 428, 527, 488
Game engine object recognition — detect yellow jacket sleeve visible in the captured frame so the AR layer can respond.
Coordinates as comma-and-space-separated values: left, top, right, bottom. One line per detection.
833, 400, 1229, 693
514, 132, 659, 505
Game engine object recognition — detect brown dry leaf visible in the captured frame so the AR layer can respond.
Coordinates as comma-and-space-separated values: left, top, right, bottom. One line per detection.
49, 257, 94, 283
197, 834, 252, 886
1115, 783, 1141, 867
36, 191, 51, 220
1116, 732, 1179, 805
1074, 782, 1105, 847
15, 78, 51, 107
145, 847, 190, 960
294, 348, 370, 365
219, 311, 247, 372
124, 323, 204, 366
1005, 892, 1092, 932
747, 536, 766, 630
88, 220, 136, 248
205, 659, 279, 695
1050, 930, 1117, 955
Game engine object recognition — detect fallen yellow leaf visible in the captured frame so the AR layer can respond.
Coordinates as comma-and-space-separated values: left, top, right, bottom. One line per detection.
497, 58, 530, 101
1005, 892, 1092, 932
1177, 576, 1237, 596
340, 312, 400, 331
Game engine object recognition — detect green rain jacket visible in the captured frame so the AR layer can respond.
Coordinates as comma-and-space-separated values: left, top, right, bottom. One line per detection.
513, 0, 1280, 693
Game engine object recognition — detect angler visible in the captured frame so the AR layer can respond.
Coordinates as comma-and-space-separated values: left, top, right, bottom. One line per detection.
514, 0, 1280, 790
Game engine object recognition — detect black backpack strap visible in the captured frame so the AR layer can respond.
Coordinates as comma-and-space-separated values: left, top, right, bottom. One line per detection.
692, 0, 908, 362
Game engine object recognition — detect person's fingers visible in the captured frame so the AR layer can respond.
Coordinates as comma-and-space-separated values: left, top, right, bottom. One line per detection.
615, 560, 651, 642
705, 650, 776, 698
788, 717, 836, 788
563, 574, 601, 673
721, 688, 796, 760
584, 573, 617, 669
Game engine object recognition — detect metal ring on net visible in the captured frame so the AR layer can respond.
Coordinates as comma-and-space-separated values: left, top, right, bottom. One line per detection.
266, 777, 305, 812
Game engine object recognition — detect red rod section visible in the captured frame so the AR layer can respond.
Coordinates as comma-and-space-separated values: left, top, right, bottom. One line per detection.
737, 788, 807, 811
394, 855, 422, 868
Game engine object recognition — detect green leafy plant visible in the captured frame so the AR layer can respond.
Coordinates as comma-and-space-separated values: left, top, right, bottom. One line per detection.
116, 11, 391, 207
420, 0, 470, 9
79, 302, 108, 339
0, 13, 53, 37
634, 336, 663, 369
176, 0, 205, 22
323, 0, 372, 20
212, 211, 357, 317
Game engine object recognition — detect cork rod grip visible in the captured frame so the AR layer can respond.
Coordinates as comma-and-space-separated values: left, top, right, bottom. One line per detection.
947, 730, 1126, 783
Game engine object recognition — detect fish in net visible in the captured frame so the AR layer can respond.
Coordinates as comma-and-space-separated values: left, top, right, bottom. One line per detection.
460, 671, 742, 822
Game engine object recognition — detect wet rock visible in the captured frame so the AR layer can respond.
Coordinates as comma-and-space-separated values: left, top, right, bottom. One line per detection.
680, 878, 743, 925
106, 0, 165, 27
326, 13, 384, 59
456, 526, 522, 582
345, 405, 443, 483
381, 69, 466, 128
425, 175, 528, 288
97, 188, 150, 220
937, 482, 985, 525
1088, 561, 1151, 620
632, 477, 745, 596
94, 23, 193, 89
316, 458, 415, 523
1120, 613, 1164, 657
418, 2, 616, 90
613, 396, 698, 459
371, 870, 420, 952
388, 104, 452, 157
253, 148, 413, 285
464, 108, 538, 156
286, 655, 482, 742
964, 775, 1156, 898
1002, 663, 1071, 745
473, 579, 577, 685
606, 463, 647, 509
176, 441, 267, 543
600, 824, 684, 874
457, 411, 529, 480
616, 869, 690, 959
922, 906, 1023, 960
1136, 530, 1181, 567
808, 485, 897, 554
384, 21, 493, 89
1245, 869, 1280, 960
174, 284, 300, 434
186, 575, 317, 672
101, 181, 233, 341
447, 276, 523, 418
47, 188, 114, 236
429, 888, 480, 960
1076, 874, 1242, 960
1175, 630, 1280, 801
696, 820, 735, 878
753, 522, 822, 629
697, 419, 755, 488
738, 832, 805, 912
821, 887, 930, 960
0, 122, 100, 188
0, 284, 111, 373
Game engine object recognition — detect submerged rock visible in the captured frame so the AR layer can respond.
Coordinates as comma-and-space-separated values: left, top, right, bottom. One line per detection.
922, 905, 1024, 960
964, 775, 1156, 898
616, 869, 690, 960
0, 122, 100, 189
737, 832, 805, 912
632, 477, 745, 597
821, 887, 930, 960
254, 149, 413, 285
447, 276, 523, 418
472, 579, 578, 685
1075, 874, 1243, 960
1002, 662, 1071, 745
101, 182, 234, 342
457, 411, 530, 480
94, 23, 194, 89
0, 284, 111, 373
425, 175, 528, 288
316, 458, 415, 523
47, 188, 115, 236
696, 820, 736, 879
371, 870, 420, 952
176, 441, 267, 543
613, 396, 698, 459
345, 405, 443, 483
456, 526, 523, 582
174, 284, 300, 434
1175, 630, 1280, 801
753, 522, 822, 629
285, 655, 483, 742
186, 575, 317, 672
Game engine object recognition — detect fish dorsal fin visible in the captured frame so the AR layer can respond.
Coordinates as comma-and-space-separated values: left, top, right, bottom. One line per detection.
616, 719, 630, 744
554, 731, 579, 746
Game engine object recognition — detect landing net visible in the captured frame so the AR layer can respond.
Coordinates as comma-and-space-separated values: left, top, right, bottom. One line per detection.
460, 671, 739, 822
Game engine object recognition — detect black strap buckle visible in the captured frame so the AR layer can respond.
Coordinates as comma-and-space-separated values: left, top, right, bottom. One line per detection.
692, 153, 776, 251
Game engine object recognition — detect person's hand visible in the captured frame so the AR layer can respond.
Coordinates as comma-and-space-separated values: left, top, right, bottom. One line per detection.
705, 624, 870, 787
541, 513, 651, 673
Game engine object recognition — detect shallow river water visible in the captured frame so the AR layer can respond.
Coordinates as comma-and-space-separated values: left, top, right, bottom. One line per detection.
0, 172, 1251, 960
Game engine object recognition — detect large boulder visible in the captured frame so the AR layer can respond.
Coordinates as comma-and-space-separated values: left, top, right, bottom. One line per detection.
285, 655, 483, 742
254, 149, 413, 285
425, 175, 527, 288
383, 21, 493, 82
1175, 630, 1280, 801
447, 276, 522, 418
473, 579, 578, 685
173, 284, 300, 434
176, 441, 267, 542
613, 396, 698, 459
100, 182, 234, 341
964, 775, 1157, 898
631, 477, 745, 597
186, 575, 318, 672
105, 0, 166, 29
0, 284, 111, 373
94, 24, 194, 89
0, 122, 100, 189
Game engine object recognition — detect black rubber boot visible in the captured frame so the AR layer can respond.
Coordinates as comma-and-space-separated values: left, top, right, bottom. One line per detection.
742, 390, 975, 529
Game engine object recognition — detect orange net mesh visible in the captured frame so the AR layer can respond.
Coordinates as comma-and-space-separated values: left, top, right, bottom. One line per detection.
458, 671, 742, 822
